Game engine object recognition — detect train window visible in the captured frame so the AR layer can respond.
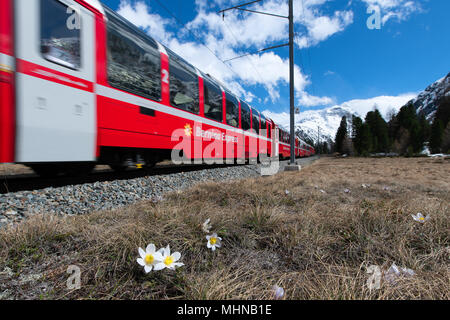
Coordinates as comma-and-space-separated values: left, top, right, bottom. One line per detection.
261, 115, 267, 136
40, 0, 81, 70
225, 93, 239, 128
252, 109, 260, 134
106, 9, 161, 101
203, 78, 223, 122
169, 54, 199, 114
240, 102, 251, 131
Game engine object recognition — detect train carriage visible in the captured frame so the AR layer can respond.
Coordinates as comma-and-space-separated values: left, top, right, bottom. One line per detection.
0, 0, 313, 176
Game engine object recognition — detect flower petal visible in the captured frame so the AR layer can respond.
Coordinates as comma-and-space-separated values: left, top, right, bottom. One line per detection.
144, 265, 152, 273
211, 246, 216, 251
164, 245, 171, 256
137, 258, 145, 266
146, 243, 156, 254
138, 247, 146, 258
153, 251, 163, 262
172, 252, 181, 261
173, 262, 184, 268
153, 263, 165, 271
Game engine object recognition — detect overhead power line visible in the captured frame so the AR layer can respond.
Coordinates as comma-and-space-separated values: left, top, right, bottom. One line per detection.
223, 42, 289, 62
218, 0, 264, 14
150, 0, 243, 80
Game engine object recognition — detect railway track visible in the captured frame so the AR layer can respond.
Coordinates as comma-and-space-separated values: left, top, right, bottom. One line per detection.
0, 162, 240, 194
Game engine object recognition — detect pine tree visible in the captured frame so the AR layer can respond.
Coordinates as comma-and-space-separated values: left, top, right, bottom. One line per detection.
410, 121, 423, 153
352, 116, 363, 154
430, 119, 444, 154
359, 123, 373, 156
435, 96, 450, 128
335, 116, 348, 154
365, 109, 389, 153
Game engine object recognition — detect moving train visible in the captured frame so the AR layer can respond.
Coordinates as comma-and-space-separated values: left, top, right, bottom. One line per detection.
0, 0, 315, 177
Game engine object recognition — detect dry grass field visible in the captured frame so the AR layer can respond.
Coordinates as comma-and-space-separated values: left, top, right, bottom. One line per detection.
0, 157, 448, 300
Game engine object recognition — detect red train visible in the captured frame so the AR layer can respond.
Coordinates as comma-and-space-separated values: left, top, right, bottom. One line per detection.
0, 0, 314, 176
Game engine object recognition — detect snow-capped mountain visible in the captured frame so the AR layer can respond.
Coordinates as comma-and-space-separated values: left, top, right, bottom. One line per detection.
262, 72, 449, 144
263, 105, 356, 144
409, 72, 450, 120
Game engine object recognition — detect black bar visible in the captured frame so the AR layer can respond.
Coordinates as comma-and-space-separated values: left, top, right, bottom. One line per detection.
218, 0, 263, 14
140, 106, 156, 117
223, 43, 289, 62
236, 7, 288, 19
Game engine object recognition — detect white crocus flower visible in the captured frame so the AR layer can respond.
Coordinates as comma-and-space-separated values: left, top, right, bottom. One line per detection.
384, 263, 415, 285
285, 190, 290, 195
137, 243, 163, 273
272, 285, 285, 300
154, 245, 184, 271
206, 233, 222, 251
202, 218, 212, 233
411, 212, 430, 223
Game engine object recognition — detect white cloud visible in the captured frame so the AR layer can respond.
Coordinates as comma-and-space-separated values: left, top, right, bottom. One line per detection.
336, 93, 417, 119
299, 92, 335, 107
295, 3, 354, 48
117, 1, 173, 44
115, 0, 348, 107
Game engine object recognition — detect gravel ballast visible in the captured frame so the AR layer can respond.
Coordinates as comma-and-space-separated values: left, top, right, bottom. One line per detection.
0, 164, 261, 228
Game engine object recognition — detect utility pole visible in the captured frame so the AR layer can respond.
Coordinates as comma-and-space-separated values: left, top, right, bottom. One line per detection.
218, 0, 298, 166
288, 0, 295, 164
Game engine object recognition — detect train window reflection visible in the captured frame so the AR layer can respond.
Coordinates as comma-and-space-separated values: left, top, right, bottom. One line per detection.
106, 8, 161, 101
203, 78, 223, 122
40, 0, 81, 70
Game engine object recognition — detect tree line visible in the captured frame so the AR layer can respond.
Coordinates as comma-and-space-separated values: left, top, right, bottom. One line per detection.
333, 96, 450, 156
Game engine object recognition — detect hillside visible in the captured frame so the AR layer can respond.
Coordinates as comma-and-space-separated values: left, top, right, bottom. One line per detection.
264, 106, 355, 145
409, 72, 450, 120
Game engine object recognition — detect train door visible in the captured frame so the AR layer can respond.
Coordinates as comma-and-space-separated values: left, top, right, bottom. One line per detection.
14, 0, 96, 162
273, 124, 279, 158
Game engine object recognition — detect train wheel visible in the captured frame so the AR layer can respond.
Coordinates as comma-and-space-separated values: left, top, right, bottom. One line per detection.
30, 164, 63, 178
110, 164, 128, 173
64, 163, 95, 177
143, 161, 156, 173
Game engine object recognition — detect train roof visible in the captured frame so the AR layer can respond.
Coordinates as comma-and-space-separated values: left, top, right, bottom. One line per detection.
85, 0, 105, 14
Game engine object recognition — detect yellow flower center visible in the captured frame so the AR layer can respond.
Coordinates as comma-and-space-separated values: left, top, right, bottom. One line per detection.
144, 254, 154, 265
210, 237, 217, 245
164, 256, 174, 266
419, 217, 425, 221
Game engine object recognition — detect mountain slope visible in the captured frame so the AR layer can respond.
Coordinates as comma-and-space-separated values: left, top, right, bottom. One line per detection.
263, 105, 355, 144
409, 72, 450, 120
263, 72, 449, 144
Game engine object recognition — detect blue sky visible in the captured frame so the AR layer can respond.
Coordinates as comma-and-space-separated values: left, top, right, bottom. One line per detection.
101, 0, 450, 117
